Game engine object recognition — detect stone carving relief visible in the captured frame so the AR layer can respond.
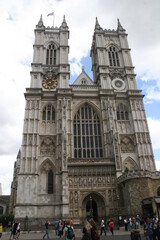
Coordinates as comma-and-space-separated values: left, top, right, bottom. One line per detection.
121, 136, 135, 153
109, 69, 125, 80
40, 137, 56, 156
128, 183, 140, 213
122, 157, 138, 172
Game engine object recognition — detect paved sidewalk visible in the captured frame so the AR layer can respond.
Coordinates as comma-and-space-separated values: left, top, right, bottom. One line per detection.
1, 228, 131, 240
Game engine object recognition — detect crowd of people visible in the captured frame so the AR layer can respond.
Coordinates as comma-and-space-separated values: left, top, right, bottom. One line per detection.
121, 215, 160, 240
2, 215, 160, 240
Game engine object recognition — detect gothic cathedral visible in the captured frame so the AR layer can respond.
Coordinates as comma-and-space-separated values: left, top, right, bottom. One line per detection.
10, 15, 160, 225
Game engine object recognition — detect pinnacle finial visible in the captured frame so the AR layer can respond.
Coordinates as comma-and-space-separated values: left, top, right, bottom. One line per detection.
60, 15, 68, 29
36, 14, 44, 28
95, 17, 102, 31
117, 18, 125, 32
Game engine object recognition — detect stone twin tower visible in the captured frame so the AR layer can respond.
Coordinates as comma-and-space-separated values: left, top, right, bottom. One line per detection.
10, 15, 160, 225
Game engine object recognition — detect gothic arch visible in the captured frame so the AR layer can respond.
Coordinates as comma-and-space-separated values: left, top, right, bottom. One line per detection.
72, 101, 101, 120
38, 158, 56, 194
106, 42, 121, 51
80, 192, 106, 221
44, 40, 59, 50
122, 157, 138, 172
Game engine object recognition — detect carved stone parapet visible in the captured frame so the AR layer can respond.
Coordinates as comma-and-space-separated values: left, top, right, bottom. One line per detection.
116, 170, 160, 185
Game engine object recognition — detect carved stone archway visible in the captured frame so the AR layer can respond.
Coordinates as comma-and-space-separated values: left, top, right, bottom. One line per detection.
81, 192, 106, 222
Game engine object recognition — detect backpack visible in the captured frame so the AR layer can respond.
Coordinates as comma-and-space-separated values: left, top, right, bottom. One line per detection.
66, 226, 74, 239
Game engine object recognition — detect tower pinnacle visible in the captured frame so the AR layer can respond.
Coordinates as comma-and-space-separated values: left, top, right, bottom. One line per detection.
94, 17, 103, 31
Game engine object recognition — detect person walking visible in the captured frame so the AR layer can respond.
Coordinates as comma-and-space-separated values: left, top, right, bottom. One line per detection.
100, 219, 106, 236
109, 219, 114, 235
63, 219, 75, 240
129, 217, 141, 240
16, 220, 21, 239
144, 217, 154, 240
89, 219, 100, 240
13, 220, 18, 240
155, 220, 160, 240
43, 219, 50, 239
0, 222, 2, 239
58, 220, 63, 238
81, 219, 92, 240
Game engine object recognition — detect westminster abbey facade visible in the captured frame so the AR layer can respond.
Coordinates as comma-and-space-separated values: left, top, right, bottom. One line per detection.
9, 16, 160, 226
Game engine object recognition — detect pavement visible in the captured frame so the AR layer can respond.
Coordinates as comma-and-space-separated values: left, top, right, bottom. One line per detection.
1, 227, 146, 240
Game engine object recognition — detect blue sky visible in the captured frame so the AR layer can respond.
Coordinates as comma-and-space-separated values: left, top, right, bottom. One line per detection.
0, 0, 160, 195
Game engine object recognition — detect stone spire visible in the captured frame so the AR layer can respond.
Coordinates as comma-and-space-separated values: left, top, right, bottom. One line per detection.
94, 17, 103, 32
60, 15, 68, 30
36, 14, 44, 29
117, 18, 125, 32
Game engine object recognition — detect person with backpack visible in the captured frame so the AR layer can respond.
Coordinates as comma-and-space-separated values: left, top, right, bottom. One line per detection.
129, 217, 141, 240
144, 217, 154, 240
63, 219, 75, 240
81, 219, 92, 240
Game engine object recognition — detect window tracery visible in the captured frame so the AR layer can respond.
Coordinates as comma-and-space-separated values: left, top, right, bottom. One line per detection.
42, 105, 55, 122
108, 46, 120, 67
73, 103, 103, 158
116, 104, 129, 120
46, 44, 56, 65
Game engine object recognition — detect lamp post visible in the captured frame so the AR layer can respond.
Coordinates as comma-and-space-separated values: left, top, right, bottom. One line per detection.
90, 196, 93, 219
117, 195, 120, 230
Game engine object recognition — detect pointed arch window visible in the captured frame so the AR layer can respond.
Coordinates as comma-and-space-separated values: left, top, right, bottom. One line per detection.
73, 103, 103, 159
46, 44, 56, 65
117, 104, 129, 121
48, 170, 53, 194
108, 46, 120, 67
42, 105, 55, 122
157, 187, 160, 196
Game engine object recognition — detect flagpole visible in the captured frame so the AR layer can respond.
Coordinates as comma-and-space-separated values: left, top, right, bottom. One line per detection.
53, 12, 54, 28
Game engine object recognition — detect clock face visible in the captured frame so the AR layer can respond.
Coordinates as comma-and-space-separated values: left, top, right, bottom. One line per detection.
42, 78, 57, 89
42, 71, 58, 89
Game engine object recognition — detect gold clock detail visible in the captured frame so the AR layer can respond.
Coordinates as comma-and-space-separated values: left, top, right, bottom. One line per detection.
42, 71, 58, 89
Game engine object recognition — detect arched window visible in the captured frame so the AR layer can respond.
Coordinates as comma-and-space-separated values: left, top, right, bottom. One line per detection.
157, 187, 160, 196
117, 104, 129, 121
42, 105, 55, 122
108, 46, 120, 67
73, 103, 103, 158
48, 170, 53, 194
46, 44, 56, 65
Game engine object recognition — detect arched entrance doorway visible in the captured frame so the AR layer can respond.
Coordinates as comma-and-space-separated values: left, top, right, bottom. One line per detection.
82, 192, 105, 222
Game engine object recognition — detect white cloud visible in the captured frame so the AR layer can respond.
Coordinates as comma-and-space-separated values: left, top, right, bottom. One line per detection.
0, 0, 160, 194
147, 118, 160, 150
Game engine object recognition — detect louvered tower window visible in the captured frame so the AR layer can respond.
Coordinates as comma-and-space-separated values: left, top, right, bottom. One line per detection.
74, 103, 103, 158
117, 104, 129, 120
46, 44, 56, 65
42, 105, 55, 122
108, 46, 120, 67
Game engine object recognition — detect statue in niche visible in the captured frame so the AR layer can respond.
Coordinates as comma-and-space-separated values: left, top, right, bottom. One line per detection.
70, 192, 73, 203
74, 191, 78, 203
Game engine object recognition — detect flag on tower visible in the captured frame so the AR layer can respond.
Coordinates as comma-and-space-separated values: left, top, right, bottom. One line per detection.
47, 12, 54, 17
